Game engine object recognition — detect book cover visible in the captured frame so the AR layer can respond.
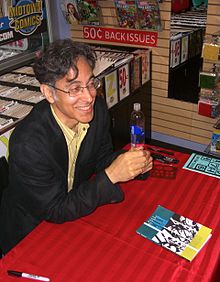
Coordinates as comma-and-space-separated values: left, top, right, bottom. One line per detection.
135, 49, 150, 84
130, 55, 141, 92
202, 43, 220, 62
118, 63, 130, 101
60, 0, 80, 24
183, 153, 220, 178
114, 0, 139, 29
136, 205, 212, 261
170, 33, 181, 68
136, 0, 162, 31
199, 72, 216, 90
211, 129, 220, 153
104, 70, 118, 109
181, 34, 189, 63
77, 0, 101, 26
141, 49, 150, 84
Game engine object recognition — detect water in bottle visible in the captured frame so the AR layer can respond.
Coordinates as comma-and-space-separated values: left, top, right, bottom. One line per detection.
130, 103, 145, 147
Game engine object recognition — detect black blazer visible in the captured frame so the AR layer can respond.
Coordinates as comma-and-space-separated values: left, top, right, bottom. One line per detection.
0, 97, 124, 254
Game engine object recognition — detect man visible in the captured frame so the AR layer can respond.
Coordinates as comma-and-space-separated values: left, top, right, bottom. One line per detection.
0, 39, 152, 254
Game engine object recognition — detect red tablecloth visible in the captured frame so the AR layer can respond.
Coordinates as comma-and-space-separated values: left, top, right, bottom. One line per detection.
0, 149, 220, 282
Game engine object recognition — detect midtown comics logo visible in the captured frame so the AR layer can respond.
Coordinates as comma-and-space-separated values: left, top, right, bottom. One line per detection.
8, 0, 43, 36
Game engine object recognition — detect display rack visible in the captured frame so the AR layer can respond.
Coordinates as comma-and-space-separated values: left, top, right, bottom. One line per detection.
200, 31, 220, 157
91, 46, 152, 150
0, 0, 52, 157
168, 8, 207, 103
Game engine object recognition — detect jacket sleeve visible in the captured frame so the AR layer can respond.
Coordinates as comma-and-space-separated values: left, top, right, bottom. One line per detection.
9, 142, 124, 224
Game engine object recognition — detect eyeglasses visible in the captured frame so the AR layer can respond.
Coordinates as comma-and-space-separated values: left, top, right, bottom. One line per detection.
48, 78, 101, 97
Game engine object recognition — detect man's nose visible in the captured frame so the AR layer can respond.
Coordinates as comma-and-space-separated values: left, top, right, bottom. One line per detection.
81, 86, 95, 101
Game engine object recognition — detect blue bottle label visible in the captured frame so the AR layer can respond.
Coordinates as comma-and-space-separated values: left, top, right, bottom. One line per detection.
130, 125, 145, 146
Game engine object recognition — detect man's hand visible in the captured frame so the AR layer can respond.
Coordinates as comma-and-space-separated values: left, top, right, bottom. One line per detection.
105, 147, 153, 184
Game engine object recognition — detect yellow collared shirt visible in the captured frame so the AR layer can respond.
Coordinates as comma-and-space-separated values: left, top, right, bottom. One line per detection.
51, 106, 89, 192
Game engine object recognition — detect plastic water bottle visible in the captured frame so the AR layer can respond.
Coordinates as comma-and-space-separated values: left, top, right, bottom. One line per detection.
130, 103, 145, 147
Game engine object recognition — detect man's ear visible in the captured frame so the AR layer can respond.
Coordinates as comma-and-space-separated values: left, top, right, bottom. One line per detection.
40, 84, 55, 104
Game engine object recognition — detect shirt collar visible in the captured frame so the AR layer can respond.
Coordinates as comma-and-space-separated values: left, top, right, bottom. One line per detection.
50, 105, 89, 142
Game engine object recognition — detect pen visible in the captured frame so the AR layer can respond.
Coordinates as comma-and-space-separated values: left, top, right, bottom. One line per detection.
151, 153, 179, 164
147, 146, 174, 155
7, 270, 50, 281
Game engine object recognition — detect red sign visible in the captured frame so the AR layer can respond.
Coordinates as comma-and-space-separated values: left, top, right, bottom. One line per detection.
83, 26, 158, 47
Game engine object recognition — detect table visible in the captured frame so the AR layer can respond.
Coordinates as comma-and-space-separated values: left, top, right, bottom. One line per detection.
0, 149, 220, 282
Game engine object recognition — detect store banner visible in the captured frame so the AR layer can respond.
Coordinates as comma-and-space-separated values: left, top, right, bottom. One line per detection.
0, 0, 47, 46
83, 26, 158, 47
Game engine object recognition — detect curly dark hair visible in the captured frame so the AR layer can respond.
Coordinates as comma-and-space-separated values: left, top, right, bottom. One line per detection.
33, 39, 96, 85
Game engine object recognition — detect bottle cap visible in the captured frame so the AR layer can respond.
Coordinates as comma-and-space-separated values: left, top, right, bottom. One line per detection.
133, 103, 141, 111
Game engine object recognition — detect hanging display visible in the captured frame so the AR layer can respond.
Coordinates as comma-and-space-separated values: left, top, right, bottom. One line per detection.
114, 0, 162, 31
114, 0, 139, 29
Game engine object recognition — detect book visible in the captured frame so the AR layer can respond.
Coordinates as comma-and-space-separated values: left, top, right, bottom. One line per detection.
77, 0, 101, 26
170, 32, 181, 68
133, 49, 150, 84
141, 49, 150, 84
93, 48, 134, 77
60, 0, 80, 24
94, 50, 116, 77
136, 205, 212, 261
211, 129, 220, 153
183, 153, 220, 178
130, 55, 141, 92
136, 0, 162, 31
118, 63, 130, 101
104, 70, 118, 109
199, 72, 216, 90
181, 34, 189, 63
114, 0, 139, 29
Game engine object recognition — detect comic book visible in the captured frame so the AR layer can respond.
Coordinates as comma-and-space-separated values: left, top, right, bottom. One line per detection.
135, 0, 162, 31
136, 49, 150, 84
170, 32, 181, 68
76, 0, 101, 26
60, 0, 80, 24
211, 130, 220, 153
183, 153, 220, 178
114, 0, 139, 29
104, 70, 118, 109
181, 33, 189, 63
130, 55, 141, 92
93, 48, 134, 77
118, 63, 130, 101
137, 205, 212, 261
